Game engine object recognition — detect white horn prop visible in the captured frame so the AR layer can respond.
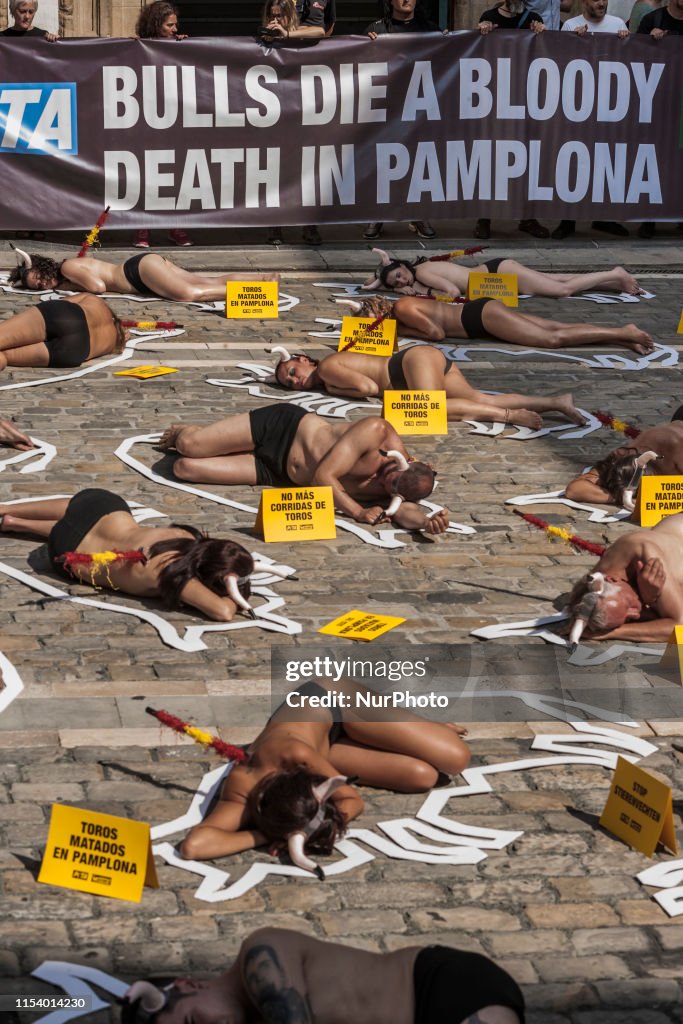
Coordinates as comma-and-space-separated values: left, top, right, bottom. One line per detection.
587, 572, 605, 593
267, 346, 292, 361
622, 489, 637, 513
622, 450, 660, 511
385, 494, 404, 518
335, 299, 362, 313
361, 276, 382, 291
372, 247, 394, 266
384, 449, 410, 472
251, 561, 290, 578
13, 246, 32, 268
124, 982, 167, 1014
227, 574, 255, 618
312, 775, 349, 803
288, 831, 324, 879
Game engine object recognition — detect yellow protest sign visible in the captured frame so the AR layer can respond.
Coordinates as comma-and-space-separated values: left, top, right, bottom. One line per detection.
38, 805, 159, 903
383, 390, 448, 435
599, 756, 678, 858
319, 609, 406, 641
677, 309, 683, 334
226, 281, 279, 318
658, 625, 683, 684
467, 272, 518, 307
339, 316, 397, 356
254, 486, 336, 542
114, 366, 179, 380
637, 476, 683, 526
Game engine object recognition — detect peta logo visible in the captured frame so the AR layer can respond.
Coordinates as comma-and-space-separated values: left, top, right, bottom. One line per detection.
0, 82, 77, 154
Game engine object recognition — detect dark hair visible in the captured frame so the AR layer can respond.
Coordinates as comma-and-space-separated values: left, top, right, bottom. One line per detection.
274, 353, 319, 388
358, 295, 394, 319
261, 0, 300, 29
380, 0, 433, 28
111, 312, 127, 354
247, 768, 347, 853
8, 253, 61, 289
396, 462, 437, 502
136, 1, 178, 37
594, 447, 639, 504
119, 978, 178, 1024
379, 258, 416, 288
148, 526, 254, 609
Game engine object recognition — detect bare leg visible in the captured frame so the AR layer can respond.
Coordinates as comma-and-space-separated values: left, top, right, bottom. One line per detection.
0, 497, 69, 537
173, 453, 259, 486
0, 308, 48, 357
482, 305, 654, 354
0, 343, 50, 368
477, 259, 642, 297
139, 257, 278, 302
159, 414, 255, 458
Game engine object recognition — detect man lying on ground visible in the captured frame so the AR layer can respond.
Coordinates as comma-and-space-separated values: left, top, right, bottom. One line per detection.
122, 926, 525, 1024
160, 406, 447, 532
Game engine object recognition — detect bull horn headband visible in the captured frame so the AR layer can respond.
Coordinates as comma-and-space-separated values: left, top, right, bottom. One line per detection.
286, 775, 351, 880
123, 981, 169, 1022
227, 562, 295, 618
567, 574, 605, 653
622, 450, 661, 512
335, 298, 362, 313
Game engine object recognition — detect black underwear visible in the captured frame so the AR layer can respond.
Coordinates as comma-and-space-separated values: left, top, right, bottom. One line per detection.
249, 404, 309, 486
48, 489, 130, 577
484, 257, 506, 274
413, 946, 525, 1024
671, 406, 683, 422
460, 297, 495, 340
122, 254, 162, 298
36, 301, 90, 367
272, 681, 345, 746
387, 347, 447, 390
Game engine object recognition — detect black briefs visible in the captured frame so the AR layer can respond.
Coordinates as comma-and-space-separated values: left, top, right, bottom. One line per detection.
413, 946, 525, 1024
484, 257, 506, 274
48, 489, 130, 577
122, 254, 161, 298
273, 681, 345, 746
460, 297, 495, 340
671, 406, 683, 422
36, 300, 90, 367
387, 347, 447, 390
249, 404, 309, 486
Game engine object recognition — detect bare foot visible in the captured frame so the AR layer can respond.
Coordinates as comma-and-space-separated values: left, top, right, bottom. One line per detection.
510, 409, 543, 430
621, 325, 654, 354
444, 722, 469, 737
552, 393, 587, 425
158, 424, 185, 451
615, 267, 644, 296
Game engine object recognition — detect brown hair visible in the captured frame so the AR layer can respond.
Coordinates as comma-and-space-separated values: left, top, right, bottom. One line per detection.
261, 0, 300, 29
247, 767, 347, 852
8, 254, 61, 289
148, 526, 254, 610
594, 447, 640, 504
111, 313, 127, 354
136, 1, 178, 37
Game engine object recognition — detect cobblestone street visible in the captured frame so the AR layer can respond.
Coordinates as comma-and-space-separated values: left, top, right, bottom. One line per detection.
1, 227, 682, 1022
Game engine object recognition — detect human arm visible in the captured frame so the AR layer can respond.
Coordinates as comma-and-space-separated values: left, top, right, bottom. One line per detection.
180, 799, 268, 860
0, 420, 34, 450
589, 617, 678, 643
391, 504, 450, 534
312, 418, 402, 522
178, 577, 238, 622
564, 468, 613, 505
58, 259, 108, 294
318, 360, 380, 399
238, 928, 313, 1023
478, 18, 496, 33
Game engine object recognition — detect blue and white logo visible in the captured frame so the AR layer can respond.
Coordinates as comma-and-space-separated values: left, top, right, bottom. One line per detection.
0, 82, 77, 154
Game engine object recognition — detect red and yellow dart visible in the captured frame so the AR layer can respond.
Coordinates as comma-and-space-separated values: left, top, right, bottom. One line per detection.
145, 707, 248, 762
594, 410, 641, 440
513, 509, 605, 556
77, 206, 110, 258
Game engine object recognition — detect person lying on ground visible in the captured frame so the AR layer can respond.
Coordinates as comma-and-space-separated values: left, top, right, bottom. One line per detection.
160, 406, 448, 531
177, 678, 470, 869
271, 335, 586, 430
325, 293, 653, 356
566, 512, 683, 645
0, 489, 285, 621
8, 249, 277, 303
566, 408, 683, 508
0, 419, 35, 450
122, 926, 525, 1024
0, 294, 126, 371
364, 247, 644, 298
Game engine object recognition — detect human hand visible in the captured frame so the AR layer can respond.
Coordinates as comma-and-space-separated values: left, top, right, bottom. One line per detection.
0, 420, 34, 450
44, 32, 58, 41
265, 20, 287, 36
635, 557, 666, 607
423, 508, 449, 534
531, 20, 546, 32
575, 24, 588, 34
617, 27, 629, 37
175, 33, 189, 39
397, 285, 417, 295
367, 31, 378, 40
650, 26, 667, 37
356, 506, 389, 525
478, 20, 495, 33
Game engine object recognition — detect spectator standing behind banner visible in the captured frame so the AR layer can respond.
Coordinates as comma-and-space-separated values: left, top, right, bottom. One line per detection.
628, 0, 664, 31
363, 0, 439, 241
133, 2, 192, 249
0, 0, 57, 40
551, 0, 631, 241
261, 0, 336, 245
474, 2, 550, 241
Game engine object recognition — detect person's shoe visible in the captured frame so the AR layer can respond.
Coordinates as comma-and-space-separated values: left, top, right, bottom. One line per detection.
518, 218, 550, 239
474, 218, 491, 240
168, 228, 193, 246
409, 220, 436, 239
363, 222, 383, 239
638, 222, 656, 240
133, 229, 150, 248
591, 221, 629, 237
551, 220, 575, 241
302, 225, 322, 246
268, 227, 284, 245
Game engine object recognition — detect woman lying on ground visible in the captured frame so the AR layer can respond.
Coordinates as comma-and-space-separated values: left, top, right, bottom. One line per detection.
0, 488, 281, 622
0, 294, 126, 371
8, 249, 277, 303
180, 678, 470, 874
273, 333, 586, 430
565, 408, 683, 508
364, 247, 644, 298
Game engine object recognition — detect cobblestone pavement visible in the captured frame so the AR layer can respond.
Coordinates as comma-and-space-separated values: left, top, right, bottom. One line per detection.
0, 227, 682, 1022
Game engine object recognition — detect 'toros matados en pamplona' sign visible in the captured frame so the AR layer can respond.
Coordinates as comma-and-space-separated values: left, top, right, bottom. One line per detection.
0, 35, 680, 228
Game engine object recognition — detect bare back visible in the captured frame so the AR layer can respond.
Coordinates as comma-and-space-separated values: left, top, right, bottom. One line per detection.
59, 256, 137, 295
631, 421, 683, 474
